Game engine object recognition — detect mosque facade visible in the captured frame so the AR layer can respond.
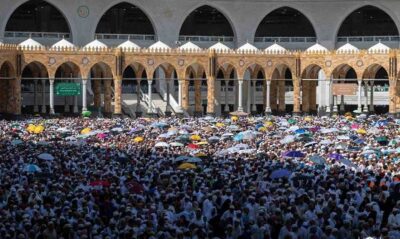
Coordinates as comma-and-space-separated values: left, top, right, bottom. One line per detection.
0, 0, 400, 116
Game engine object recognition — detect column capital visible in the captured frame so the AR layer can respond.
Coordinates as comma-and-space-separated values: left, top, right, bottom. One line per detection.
49, 78, 55, 84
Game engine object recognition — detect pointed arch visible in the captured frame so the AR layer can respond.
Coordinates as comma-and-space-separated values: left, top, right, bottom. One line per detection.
22, 61, 49, 78
179, 5, 235, 38
337, 5, 399, 37
55, 62, 81, 79
5, 0, 71, 37
95, 2, 156, 36
332, 64, 358, 79
255, 7, 316, 38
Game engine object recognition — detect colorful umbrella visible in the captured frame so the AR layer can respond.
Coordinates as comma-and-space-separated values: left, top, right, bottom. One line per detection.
155, 142, 169, 147
170, 142, 184, 147
81, 128, 91, 135
187, 143, 200, 149
270, 169, 292, 179
190, 135, 202, 141
133, 136, 144, 143
23, 164, 41, 173
178, 163, 197, 170
82, 111, 91, 117
310, 155, 326, 165
283, 151, 305, 158
329, 153, 344, 160
38, 153, 54, 161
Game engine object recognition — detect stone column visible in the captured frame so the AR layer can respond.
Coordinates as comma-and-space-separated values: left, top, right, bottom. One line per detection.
363, 82, 369, 113
82, 79, 88, 112
224, 80, 229, 113
252, 80, 257, 113
215, 79, 222, 116
270, 81, 277, 111
246, 80, 251, 113
339, 95, 345, 112
326, 80, 331, 113
389, 78, 396, 115
178, 80, 183, 108
237, 79, 244, 112
265, 80, 271, 114
357, 80, 362, 113
310, 81, 317, 112
49, 79, 55, 114
206, 75, 216, 115
194, 80, 202, 114
136, 79, 142, 116
33, 80, 38, 112
165, 79, 171, 116
369, 81, 374, 112
147, 79, 153, 113
293, 77, 301, 114
104, 80, 112, 114
41, 79, 46, 113
302, 81, 310, 113
278, 80, 286, 112
10, 77, 21, 115
114, 76, 122, 115
93, 80, 101, 108
182, 80, 189, 111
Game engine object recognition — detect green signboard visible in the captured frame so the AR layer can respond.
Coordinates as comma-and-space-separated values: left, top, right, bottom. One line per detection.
56, 83, 81, 96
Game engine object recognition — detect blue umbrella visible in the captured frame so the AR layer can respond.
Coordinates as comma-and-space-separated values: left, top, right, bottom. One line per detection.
234, 133, 244, 141
23, 164, 41, 173
310, 155, 326, 165
329, 153, 344, 160
270, 169, 292, 179
151, 122, 169, 128
283, 150, 305, 158
354, 139, 365, 145
339, 158, 356, 168
295, 129, 308, 134
175, 156, 192, 162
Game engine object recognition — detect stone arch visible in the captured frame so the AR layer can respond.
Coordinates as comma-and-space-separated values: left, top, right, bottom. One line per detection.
363, 64, 389, 79
89, 62, 114, 114
55, 62, 81, 79
255, 6, 316, 38
301, 64, 325, 114
216, 63, 237, 79
0, 61, 17, 113
332, 64, 358, 79
179, 4, 236, 42
95, 1, 156, 37
336, 5, 399, 38
5, 0, 72, 38
22, 61, 48, 78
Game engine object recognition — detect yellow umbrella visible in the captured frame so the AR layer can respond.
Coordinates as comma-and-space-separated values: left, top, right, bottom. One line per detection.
304, 117, 312, 122
231, 116, 239, 121
133, 136, 144, 143
216, 122, 225, 128
191, 135, 201, 141
258, 126, 267, 132
264, 121, 273, 127
27, 124, 36, 133
344, 112, 353, 117
178, 163, 197, 170
81, 128, 91, 135
346, 116, 354, 121
195, 152, 207, 157
33, 125, 44, 134
196, 141, 208, 145
356, 128, 367, 134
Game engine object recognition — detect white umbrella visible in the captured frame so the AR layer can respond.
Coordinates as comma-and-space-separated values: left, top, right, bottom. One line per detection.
111, 127, 123, 132
170, 142, 184, 147
56, 127, 70, 133
319, 139, 333, 145
155, 142, 170, 148
337, 135, 350, 140
65, 136, 77, 141
234, 143, 249, 149
238, 149, 256, 154
280, 135, 295, 144
38, 153, 55, 161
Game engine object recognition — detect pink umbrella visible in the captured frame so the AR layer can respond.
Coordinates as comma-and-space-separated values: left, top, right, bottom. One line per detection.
351, 123, 360, 129
97, 133, 107, 139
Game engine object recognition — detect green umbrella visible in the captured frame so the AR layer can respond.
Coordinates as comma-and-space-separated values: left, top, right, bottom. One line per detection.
288, 119, 297, 124
376, 136, 388, 143
82, 111, 92, 118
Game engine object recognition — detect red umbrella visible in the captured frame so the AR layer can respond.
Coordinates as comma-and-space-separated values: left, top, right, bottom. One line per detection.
188, 143, 200, 149
126, 181, 144, 194
89, 180, 110, 187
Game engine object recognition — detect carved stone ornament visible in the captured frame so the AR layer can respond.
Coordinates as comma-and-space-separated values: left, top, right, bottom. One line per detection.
267, 60, 273, 67
82, 57, 89, 65
148, 59, 154, 65
325, 60, 332, 67
357, 60, 363, 67
48, 57, 56, 65
239, 59, 245, 67
178, 59, 184, 66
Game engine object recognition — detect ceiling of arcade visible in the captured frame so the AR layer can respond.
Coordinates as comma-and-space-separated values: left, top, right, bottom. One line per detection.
0, 47, 399, 81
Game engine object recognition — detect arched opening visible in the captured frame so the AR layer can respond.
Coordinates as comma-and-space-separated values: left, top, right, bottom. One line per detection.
184, 63, 207, 115
270, 65, 293, 114
179, 5, 235, 45
255, 7, 316, 44
5, 0, 71, 41
121, 63, 147, 117
332, 64, 358, 113
96, 2, 155, 42
153, 63, 178, 116
21, 62, 48, 114
337, 5, 399, 44
216, 64, 236, 114
89, 62, 114, 116
243, 64, 265, 114
301, 65, 323, 115
0, 62, 16, 114
363, 64, 389, 114
54, 62, 81, 114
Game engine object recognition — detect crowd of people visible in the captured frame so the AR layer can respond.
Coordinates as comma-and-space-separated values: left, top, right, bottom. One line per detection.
1, 113, 400, 239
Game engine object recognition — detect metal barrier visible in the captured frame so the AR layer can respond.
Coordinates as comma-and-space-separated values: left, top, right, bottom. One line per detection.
178, 35, 234, 42
5, 31, 70, 39
95, 33, 156, 41
254, 36, 316, 43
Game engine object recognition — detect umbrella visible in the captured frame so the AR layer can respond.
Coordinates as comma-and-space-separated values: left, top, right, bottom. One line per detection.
234, 143, 249, 149
81, 128, 91, 135
23, 164, 41, 173
270, 169, 292, 179
221, 133, 234, 138
111, 127, 123, 132
178, 163, 197, 170
354, 139, 365, 145
280, 135, 295, 144
227, 125, 240, 131
151, 122, 169, 128
230, 111, 249, 117
319, 139, 333, 145
175, 155, 192, 162
215, 122, 225, 127
155, 142, 169, 148
56, 127, 70, 133
238, 149, 256, 154
89, 180, 110, 187
234, 133, 244, 141
377, 136, 388, 143
133, 136, 144, 143
33, 125, 44, 134
186, 157, 202, 163
191, 135, 202, 141
158, 133, 171, 138
196, 141, 208, 145
170, 142, 184, 147
310, 155, 326, 165
187, 143, 200, 149
82, 111, 91, 117
337, 135, 350, 140
11, 139, 23, 146
356, 128, 367, 135
97, 133, 107, 139
329, 153, 344, 160
288, 119, 297, 124
241, 130, 258, 140
339, 158, 356, 168
304, 141, 317, 147
283, 151, 305, 158
208, 136, 220, 143
295, 128, 308, 134
38, 153, 54, 161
